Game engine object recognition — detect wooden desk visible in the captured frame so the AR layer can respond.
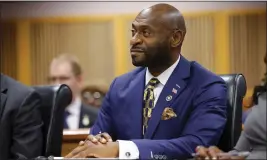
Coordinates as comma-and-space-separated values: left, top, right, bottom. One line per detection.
62, 129, 90, 156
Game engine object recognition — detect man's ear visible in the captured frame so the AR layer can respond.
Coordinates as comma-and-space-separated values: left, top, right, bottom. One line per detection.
171, 30, 183, 48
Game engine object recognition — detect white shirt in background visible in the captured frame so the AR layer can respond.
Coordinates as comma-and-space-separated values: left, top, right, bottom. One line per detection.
65, 97, 82, 130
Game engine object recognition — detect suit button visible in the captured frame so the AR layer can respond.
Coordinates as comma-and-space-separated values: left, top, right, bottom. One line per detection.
125, 152, 131, 157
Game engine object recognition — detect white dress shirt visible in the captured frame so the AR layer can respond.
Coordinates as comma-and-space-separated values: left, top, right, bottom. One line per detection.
117, 56, 180, 159
66, 97, 82, 130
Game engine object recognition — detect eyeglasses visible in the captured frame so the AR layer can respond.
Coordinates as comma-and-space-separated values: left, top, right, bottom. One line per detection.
48, 76, 71, 83
83, 91, 103, 100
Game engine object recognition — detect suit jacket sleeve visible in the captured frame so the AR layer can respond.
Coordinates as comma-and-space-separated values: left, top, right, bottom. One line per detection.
233, 131, 251, 152
11, 91, 43, 159
132, 82, 228, 159
234, 111, 254, 152
234, 94, 267, 153
89, 79, 117, 138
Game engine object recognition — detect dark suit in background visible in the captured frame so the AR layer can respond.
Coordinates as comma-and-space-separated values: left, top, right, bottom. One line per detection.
0, 74, 43, 159
79, 104, 98, 128
64, 101, 98, 129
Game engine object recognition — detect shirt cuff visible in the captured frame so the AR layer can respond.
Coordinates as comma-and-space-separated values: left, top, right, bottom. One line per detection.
117, 140, 139, 159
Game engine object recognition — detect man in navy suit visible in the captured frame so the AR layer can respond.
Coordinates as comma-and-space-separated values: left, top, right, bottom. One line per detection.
65, 3, 227, 159
49, 54, 98, 129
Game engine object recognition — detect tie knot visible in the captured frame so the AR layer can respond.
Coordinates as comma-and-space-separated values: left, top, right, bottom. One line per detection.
147, 78, 160, 87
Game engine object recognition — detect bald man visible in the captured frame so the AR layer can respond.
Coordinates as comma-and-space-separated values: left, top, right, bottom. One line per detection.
65, 3, 227, 159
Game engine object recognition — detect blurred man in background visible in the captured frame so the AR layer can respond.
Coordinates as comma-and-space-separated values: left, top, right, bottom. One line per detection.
49, 54, 98, 129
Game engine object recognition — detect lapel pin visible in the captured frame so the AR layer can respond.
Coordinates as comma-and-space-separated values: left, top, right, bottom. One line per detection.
82, 115, 90, 126
172, 88, 177, 94
166, 95, 172, 101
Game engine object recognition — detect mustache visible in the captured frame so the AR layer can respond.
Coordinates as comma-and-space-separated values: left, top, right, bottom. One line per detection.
130, 46, 146, 52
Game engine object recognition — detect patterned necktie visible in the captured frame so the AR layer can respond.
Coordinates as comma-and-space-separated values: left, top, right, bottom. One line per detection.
143, 77, 160, 135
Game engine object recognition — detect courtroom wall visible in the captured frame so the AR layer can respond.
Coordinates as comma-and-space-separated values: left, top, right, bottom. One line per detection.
1, 2, 266, 18
1, 2, 266, 96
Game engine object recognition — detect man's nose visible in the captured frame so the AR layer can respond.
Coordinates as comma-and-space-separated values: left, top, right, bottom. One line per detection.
50, 78, 64, 86
130, 34, 142, 46
53, 79, 62, 85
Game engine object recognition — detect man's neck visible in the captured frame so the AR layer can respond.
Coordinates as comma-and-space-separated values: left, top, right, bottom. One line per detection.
148, 56, 179, 77
71, 95, 81, 104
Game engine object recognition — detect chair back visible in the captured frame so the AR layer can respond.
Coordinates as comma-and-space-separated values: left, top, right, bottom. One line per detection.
33, 84, 72, 156
218, 74, 247, 151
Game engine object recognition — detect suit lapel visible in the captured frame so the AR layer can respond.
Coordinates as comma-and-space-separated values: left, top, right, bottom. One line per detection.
0, 93, 7, 121
79, 106, 84, 128
0, 74, 7, 122
127, 68, 146, 139
145, 56, 191, 139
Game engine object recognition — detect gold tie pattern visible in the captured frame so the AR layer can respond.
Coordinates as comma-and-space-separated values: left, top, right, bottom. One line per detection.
143, 77, 160, 135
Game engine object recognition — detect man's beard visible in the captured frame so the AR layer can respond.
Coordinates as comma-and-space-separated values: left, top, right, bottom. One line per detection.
146, 44, 171, 68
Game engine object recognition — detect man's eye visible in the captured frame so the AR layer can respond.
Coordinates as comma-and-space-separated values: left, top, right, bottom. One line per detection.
131, 30, 136, 36
142, 30, 150, 37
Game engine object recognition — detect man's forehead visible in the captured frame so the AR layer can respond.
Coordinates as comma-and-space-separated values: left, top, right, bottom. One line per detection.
133, 8, 170, 28
133, 15, 165, 29
132, 19, 153, 28
137, 7, 153, 18
50, 61, 72, 73
51, 60, 70, 68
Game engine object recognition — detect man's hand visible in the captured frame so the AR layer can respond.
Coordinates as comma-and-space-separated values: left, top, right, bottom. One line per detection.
86, 132, 113, 144
65, 141, 119, 158
195, 146, 245, 160
195, 146, 221, 159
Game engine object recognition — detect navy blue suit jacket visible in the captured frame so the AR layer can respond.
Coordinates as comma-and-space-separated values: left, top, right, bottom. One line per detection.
90, 56, 228, 159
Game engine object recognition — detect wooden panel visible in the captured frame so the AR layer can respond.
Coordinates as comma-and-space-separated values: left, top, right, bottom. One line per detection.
30, 23, 61, 85
0, 22, 17, 79
125, 19, 136, 72
30, 21, 115, 86
113, 17, 129, 76
214, 13, 230, 74
62, 129, 89, 156
183, 15, 215, 71
229, 12, 266, 88
17, 21, 31, 85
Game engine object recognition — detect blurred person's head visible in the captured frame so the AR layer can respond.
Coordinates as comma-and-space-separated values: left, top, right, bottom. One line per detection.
81, 85, 108, 108
49, 54, 83, 99
130, 3, 186, 72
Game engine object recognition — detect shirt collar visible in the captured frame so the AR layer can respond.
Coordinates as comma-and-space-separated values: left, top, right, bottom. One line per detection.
66, 96, 82, 116
145, 55, 180, 86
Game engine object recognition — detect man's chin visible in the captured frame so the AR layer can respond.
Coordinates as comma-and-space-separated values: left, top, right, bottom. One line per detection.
131, 60, 146, 67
